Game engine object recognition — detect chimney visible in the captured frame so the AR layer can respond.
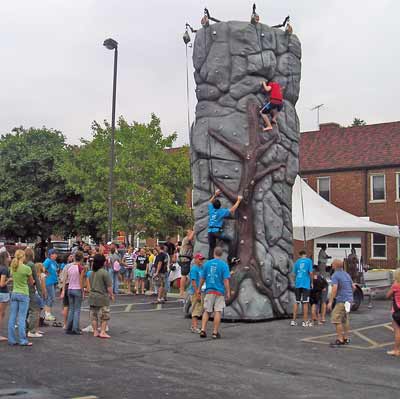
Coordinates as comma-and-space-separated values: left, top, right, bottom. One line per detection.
319, 122, 340, 130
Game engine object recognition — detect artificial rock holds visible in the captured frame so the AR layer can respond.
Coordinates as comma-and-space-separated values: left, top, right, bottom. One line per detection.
191, 21, 301, 320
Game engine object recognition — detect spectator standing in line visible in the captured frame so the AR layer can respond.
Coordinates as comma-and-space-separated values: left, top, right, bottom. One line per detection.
189, 253, 205, 333
328, 259, 354, 347
0, 248, 12, 342
60, 255, 74, 329
178, 229, 194, 299
318, 245, 332, 323
149, 248, 158, 295
164, 236, 176, 259
65, 251, 85, 335
8, 250, 34, 346
291, 250, 313, 327
88, 254, 114, 339
43, 249, 59, 321
108, 246, 121, 295
385, 268, 400, 356
318, 244, 331, 276
122, 247, 135, 294
36, 239, 47, 262
135, 248, 149, 295
199, 247, 230, 339
153, 245, 169, 304
25, 247, 43, 338
347, 248, 359, 282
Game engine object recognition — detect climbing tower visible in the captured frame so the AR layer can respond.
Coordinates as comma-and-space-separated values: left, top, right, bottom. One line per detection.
190, 15, 302, 320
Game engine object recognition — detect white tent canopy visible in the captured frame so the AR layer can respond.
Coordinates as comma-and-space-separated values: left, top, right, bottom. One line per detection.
292, 176, 399, 241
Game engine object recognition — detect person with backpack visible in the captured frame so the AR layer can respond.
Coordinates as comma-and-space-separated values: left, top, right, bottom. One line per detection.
310, 265, 328, 325
386, 268, 400, 356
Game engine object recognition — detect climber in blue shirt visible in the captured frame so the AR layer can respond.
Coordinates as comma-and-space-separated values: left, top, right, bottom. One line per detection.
208, 189, 242, 266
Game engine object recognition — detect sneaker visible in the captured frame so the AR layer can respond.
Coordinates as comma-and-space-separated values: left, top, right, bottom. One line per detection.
302, 321, 308, 327
82, 325, 94, 333
191, 327, 201, 334
307, 320, 313, 327
290, 320, 297, 326
27, 332, 43, 338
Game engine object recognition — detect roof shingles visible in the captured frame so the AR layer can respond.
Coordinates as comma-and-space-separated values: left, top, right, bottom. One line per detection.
299, 121, 400, 172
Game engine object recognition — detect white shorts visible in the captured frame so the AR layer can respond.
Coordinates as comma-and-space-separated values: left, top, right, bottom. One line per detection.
204, 293, 225, 313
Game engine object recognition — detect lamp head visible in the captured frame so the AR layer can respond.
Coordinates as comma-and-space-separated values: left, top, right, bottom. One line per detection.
103, 38, 118, 50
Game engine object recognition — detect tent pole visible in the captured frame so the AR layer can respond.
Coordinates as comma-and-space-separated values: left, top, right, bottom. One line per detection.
299, 176, 307, 252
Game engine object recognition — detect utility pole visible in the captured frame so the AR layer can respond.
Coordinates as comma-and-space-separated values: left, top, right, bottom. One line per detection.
310, 104, 324, 130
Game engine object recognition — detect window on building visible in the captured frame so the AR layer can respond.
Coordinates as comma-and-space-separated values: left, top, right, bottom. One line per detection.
370, 174, 386, 201
317, 177, 330, 202
371, 233, 386, 259
396, 173, 400, 201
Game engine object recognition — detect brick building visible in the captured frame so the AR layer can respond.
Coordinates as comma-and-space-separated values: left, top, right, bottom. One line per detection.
297, 121, 400, 268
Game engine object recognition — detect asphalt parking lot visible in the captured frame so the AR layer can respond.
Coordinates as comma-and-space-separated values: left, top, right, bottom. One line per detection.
0, 296, 398, 399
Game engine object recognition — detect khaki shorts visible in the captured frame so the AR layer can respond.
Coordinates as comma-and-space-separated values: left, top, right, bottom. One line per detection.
90, 306, 111, 322
191, 294, 204, 318
153, 273, 165, 289
331, 303, 349, 324
204, 293, 225, 313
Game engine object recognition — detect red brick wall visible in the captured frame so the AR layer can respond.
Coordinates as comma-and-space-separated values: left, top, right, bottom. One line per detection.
301, 168, 400, 268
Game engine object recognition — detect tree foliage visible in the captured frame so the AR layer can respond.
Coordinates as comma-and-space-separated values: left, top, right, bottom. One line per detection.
60, 114, 192, 241
350, 118, 366, 127
0, 127, 81, 241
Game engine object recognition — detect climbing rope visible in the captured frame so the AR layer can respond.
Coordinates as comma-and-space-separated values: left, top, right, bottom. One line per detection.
184, 27, 191, 141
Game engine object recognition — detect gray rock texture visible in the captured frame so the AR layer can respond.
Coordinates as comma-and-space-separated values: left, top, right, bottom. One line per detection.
191, 21, 301, 320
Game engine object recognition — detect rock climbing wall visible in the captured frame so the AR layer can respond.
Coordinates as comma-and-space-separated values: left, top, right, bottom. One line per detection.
190, 21, 301, 320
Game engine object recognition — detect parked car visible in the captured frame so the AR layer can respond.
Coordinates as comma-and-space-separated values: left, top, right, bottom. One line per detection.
51, 240, 71, 263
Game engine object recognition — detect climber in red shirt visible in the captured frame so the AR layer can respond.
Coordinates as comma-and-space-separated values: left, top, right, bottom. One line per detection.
260, 80, 284, 131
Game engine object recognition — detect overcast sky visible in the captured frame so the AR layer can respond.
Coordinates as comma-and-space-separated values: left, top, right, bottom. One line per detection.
1, 0, 399, 146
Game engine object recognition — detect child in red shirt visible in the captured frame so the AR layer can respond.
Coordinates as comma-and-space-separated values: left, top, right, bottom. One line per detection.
260, 80, 284, 131
386, 268, 400, 356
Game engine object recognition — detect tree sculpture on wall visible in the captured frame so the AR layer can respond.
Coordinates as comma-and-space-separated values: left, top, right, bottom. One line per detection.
209, 102, 285, 314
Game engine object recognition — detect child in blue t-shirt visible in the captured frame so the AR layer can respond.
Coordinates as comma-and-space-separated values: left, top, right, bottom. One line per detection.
189, 253, 206, 333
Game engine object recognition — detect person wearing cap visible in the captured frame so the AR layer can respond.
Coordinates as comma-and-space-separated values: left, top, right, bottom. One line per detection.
199, 247, 230, 339
189, 253, 205, 333
327, 259, 355, 347
43, 248, 59, 321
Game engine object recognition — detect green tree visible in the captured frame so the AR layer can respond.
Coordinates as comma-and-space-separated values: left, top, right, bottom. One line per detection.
0, 127, 82, 241
61, 114, 192, 241
350, 118, 366, 127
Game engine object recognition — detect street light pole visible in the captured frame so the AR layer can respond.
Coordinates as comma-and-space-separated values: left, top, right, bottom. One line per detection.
103, 38, 118, 242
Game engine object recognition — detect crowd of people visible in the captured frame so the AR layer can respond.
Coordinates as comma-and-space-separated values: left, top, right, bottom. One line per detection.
0, 226, 399, 355
0, 235, 198, 345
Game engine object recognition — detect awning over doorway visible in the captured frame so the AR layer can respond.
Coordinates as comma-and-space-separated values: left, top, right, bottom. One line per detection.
292, 176, 400, 241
